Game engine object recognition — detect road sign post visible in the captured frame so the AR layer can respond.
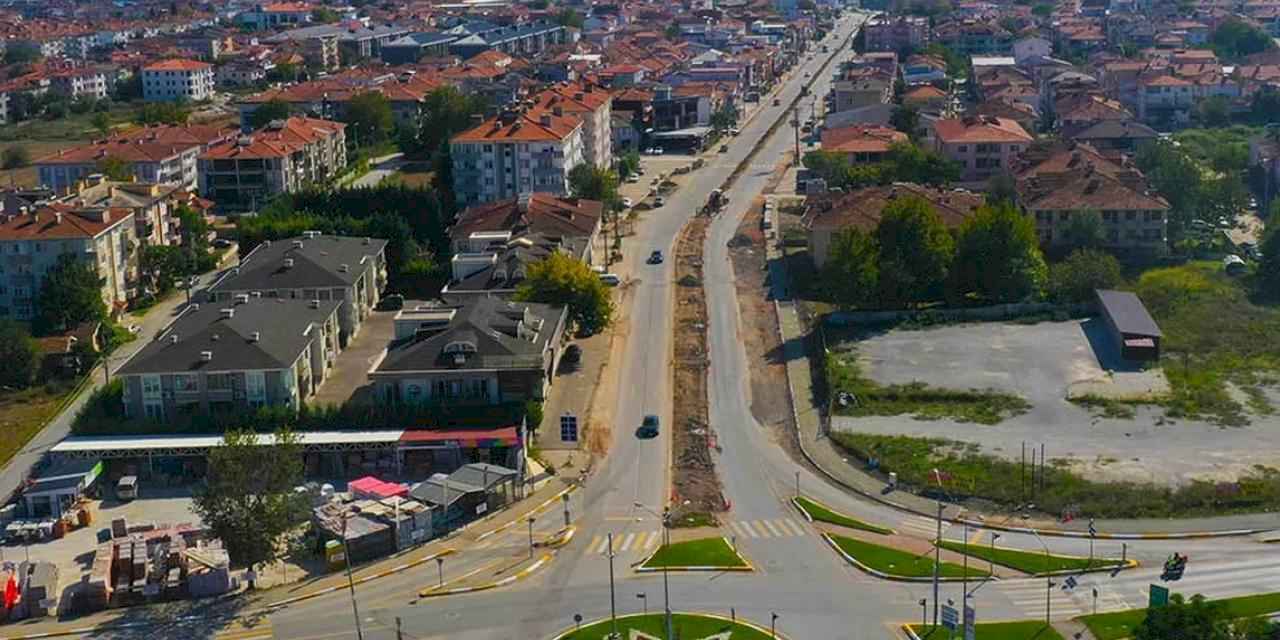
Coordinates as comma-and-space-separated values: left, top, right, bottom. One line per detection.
963, 605, 975, 640
941, 604, 959, 631
1150, 584, 1170, 608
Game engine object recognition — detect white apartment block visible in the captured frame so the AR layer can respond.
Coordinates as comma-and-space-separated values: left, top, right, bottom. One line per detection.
142, 59, 215, 102
450, 109, 585, 207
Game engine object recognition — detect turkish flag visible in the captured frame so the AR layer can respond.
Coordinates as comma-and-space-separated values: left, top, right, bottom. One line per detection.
3, 573, 18, 609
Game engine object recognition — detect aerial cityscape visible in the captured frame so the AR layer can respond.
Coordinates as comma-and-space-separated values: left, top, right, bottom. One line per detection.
0, 0, 1277, 637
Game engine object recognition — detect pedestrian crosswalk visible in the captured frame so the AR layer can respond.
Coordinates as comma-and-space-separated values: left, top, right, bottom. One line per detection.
997, 578, 1084, 620
899, 515, 952, 540
583, 518, 809, 556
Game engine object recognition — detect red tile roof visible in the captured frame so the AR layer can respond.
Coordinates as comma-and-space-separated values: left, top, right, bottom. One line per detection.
933, 116, 1032, 144
820, 125, 907, 154
452, 109, 582, 143
802, 184, 985, 233
200, 116, 343, 160
452, 193, 603, 239
0, 206, 132, 241
144, 58, 212, 72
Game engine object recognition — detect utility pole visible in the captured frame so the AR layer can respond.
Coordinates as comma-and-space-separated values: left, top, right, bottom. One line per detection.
933, 500, 942, 625
341, 519, 365, 640
608, 533, 618, 639
791, 114, 801, 166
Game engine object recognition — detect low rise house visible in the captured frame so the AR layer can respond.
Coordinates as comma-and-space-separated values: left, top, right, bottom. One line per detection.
0, 205, 137, 320
932, 115, 1033, 184
207, 233, 387, 344
198, 117, 347, 211
370, 297, 568, 406
48, 68, 108, 101
820, 125, 908, 164
444, 193, 604, 296
117, 297, 343, 420
800, 184, 984, 268
142, 59, 215, 102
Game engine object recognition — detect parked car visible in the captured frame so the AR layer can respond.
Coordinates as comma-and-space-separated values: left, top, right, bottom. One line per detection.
598, 273, 621, 286
626, 174, 640, 183
116, 476, 138, 501
212, 238, 233, 248
638, 415, 660, 438
773, 98, 782, 106
647, 250, 664, 264
622, 197, 633, 208
654, 196, 666, 207
719, 144, 729, 153
562, 344, 582, 364
378, 294, 405, 311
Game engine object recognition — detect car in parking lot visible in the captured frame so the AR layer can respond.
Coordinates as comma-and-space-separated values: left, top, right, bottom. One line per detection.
719, 144, 729, 153
638, 415, 660, 438
377, 294, 405, 311
626, 174, 640, 183
622, 197, 633, 208
598, 273, 621, 286
654, 196, 666, 207
647, 250, 664, 264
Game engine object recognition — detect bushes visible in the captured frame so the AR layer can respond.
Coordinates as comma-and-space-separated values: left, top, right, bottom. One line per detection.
1047, 249, 1123, 304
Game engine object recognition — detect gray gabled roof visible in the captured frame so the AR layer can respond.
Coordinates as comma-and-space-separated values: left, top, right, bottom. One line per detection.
373, 297, 564, 374
210, 234, 387, 294
117, 297, 341, 376
1096, 289, 1162, 338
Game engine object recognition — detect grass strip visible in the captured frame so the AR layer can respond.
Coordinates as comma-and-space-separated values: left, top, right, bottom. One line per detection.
937, 540, 1125, 575
831, 432, 1280, 519
825, 350, 1029, 425
828, 534, 988, 579
641, 537, 748, 569
910, 621, 1065, 640
794, 496, 893, 534
1080, 592, 1280, 640
559, 613, 773, 640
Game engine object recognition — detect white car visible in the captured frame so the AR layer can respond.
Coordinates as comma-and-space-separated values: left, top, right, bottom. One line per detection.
655, 196, 666, 207
622, 197, 633, 208
626, 174, 640, 183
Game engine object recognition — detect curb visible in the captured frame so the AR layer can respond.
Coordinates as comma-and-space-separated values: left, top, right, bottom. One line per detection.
775, 308, 1276, 541
475, 483, 577, 542
633, 536, 754, 573
791, 496, 897, 535
268, 548, 457, 609
820, 533, 984, 584
538, 526, 577, 549
902, 623, 923, 640
548, 611, 793, 640
418, 553, 553, 598
939, 540, 1140, 577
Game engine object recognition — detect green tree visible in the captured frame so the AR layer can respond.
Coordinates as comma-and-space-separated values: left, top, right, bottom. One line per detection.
1195, 95, 1232, 127
0, 319, 37, 389
3, 42, 41, 65
343, 92, 394, 146
922, 43, 968, 76
1210, 18, 1277, 61
96, 156, 134, 181
310, 7, 339, 22
617, 149, 641, 178
2, 146, 30, 169
889, 104, 920, 138
950, 202, 1047, 303
875, 195, 954, 306
137, 101, 191, 125
822, 227, 879, 308
884, 141, 961, 185
514, 252, 613, 334
248, 99, 292, 129
986, 173, 1017, 205
192, 426, 306, 568
1134, 594, 1231, 640
1136, 140, 1204, 239
33, 254, 107, 336
568, 163, 622, 210
1062, 209, 1107, 251
665, 23, 681, 40
556, 8, 584, 28
91, 111, 112, 136
1047, 248, 1123, 304
710, 105, 738, 132
139, 244, 186, 297
1031, 3, 1053, 16
419, 87, 488, 153
1258, 211, 1280, 299
1251, 87, 1280, 125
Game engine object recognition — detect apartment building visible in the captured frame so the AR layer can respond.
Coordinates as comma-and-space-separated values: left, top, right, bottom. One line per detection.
117, 297, 343, 420
932, 115, 1033, 183
450, 108, 585, 207
54, 177, 186, 246
863, 15, 929, 53
48, 68, 108, 101
142, 59, 215, 103
0, 205, 137, 320
207, 233, 388, 345
36, 124, 237, 193
237, 2, 315, 30
198, 117, 347, 211
531, 82, 612, 169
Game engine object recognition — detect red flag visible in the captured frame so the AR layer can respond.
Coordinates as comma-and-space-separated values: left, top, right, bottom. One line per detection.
3, 574, 18, 609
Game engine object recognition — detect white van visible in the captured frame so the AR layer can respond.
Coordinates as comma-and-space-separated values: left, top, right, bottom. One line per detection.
116, 476, 138, 501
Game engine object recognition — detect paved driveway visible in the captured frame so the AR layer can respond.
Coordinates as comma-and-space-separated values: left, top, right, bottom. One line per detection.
310, 309, 397, 407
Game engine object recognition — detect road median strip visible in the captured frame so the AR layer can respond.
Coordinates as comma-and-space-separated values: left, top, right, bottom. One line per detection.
417, 553, 554, 598
903, 620, 1066, 640
935, 539, 1133, 576
792, 495, 894, 535
822, 533, 988, 583
550, 611, 789, 640
635, 536, 753, 573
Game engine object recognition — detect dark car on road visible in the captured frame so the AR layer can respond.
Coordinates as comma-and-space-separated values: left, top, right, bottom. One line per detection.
647, 250, 664, 264
378, 294, 405, 311
638, 415, 660, 438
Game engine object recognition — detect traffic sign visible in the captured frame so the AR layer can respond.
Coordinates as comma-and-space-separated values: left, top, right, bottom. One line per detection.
1149, 584, 1170, 608
1064, 576, 1078, 590
963, 605, 976, 640
941, 604, 959, 630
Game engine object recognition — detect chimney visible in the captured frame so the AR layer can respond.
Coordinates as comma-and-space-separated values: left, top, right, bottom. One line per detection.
339, 263, 349, 272
284, 257, 295, 268
170, 334, 180, 344
200, 350, 213, 362
220, 308, 235, 319
292, 239, 304, 249
553, 106, 563, 116
540, 113, 552, 127
249, 331, 261, 342
54, 212, 63, 224
234, 293, 249, 304
309, 299, 320, 308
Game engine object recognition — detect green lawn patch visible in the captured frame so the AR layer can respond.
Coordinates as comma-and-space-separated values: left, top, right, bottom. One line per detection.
1069, 394, 1138, 419
937, 540, 1125, 575
910, 621, 1064, 640
825, 348, 1029, 425
0, 380, 81, 467
831, 432, 1280, 519
1080, 592, 1280, 640
558, 613, 773, 640
827, 534, 988, 579
794, 496, 893, 534
641, 537, 749, 570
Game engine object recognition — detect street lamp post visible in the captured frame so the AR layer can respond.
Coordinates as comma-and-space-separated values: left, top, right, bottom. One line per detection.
771, 612, 779, 638
340, 519, 365, 640
608, 533, 618, 639
563, 493, 571, 528
634, 502, 673, 640
919, 598, 927, 630
436, 556, 444, 588
528, 517, 536, 559
637, 592, 647, 616
932, 500, 943, 625
1030, 529, 1054, 626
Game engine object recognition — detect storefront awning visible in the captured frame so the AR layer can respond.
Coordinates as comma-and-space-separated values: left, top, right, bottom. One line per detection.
399, 426, 519, 448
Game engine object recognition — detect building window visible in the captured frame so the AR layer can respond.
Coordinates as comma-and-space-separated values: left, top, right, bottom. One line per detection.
560, 414, 578, 442
174, 374, 198, 392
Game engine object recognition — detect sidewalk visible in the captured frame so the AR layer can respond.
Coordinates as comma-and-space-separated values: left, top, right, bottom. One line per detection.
765, 227, 1279, 537
1, 477, 575, 639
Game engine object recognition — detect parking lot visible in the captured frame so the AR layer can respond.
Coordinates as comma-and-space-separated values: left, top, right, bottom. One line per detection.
832, 319, 1280, 486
